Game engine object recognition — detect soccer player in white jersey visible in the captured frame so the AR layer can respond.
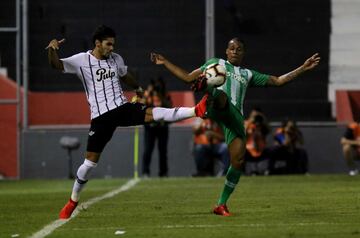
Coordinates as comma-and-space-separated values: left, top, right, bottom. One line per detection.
46, 25, 201, 219
151, 37, 320, 216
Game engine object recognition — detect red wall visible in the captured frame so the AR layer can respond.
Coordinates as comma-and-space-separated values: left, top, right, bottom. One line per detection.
0, 75, 18, 177
28, 92, 90, 125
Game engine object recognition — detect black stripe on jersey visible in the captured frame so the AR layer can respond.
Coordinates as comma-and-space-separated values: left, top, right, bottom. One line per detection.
88, 55, 101, 116
105, 59, 118, 107
110, 54, 126, 103
80, 67, 90, 100
98, 61, 110, 112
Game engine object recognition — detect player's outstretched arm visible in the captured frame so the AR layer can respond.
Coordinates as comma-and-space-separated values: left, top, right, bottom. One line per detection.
120, 72, 144, 98
267, 53, 321, 86
46, 38, 65, 70
150, 52, 202, 83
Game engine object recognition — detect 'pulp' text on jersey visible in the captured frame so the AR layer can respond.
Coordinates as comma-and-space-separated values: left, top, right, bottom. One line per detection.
96, 68, 116, 82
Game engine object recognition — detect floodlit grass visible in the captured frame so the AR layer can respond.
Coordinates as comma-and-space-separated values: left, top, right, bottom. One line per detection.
0, 175, 360, 238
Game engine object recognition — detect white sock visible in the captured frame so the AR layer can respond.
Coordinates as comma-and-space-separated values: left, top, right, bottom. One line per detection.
152, 107, 195, 122
71, 159, 97, 202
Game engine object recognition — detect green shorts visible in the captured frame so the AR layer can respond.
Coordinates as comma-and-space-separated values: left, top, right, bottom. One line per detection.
206, 89, 245, 144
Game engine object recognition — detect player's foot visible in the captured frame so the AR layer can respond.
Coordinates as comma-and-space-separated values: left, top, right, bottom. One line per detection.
59, 198, 78, 219
213, 204, 231, 216
191, 75, 208, 92
195, 94, 208, 118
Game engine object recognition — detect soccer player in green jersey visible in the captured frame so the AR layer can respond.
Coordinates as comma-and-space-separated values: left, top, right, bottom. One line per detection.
150, 37, 320, 216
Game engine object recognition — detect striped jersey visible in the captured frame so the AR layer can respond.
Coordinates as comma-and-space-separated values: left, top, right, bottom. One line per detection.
61, 51, 128, 119
200, 58, 270, 115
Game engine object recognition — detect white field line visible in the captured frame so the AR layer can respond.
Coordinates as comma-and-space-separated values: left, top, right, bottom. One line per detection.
161, 222, 343, 229
28, 178, 140, 238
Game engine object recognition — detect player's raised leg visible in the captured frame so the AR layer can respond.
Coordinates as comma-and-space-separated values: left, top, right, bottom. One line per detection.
145, 106, 196, 122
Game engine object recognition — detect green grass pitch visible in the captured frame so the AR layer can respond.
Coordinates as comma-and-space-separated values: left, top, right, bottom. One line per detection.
0, 175, 359, 238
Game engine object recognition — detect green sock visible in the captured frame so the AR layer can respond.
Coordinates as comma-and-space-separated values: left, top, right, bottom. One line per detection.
217, 165, 242, 205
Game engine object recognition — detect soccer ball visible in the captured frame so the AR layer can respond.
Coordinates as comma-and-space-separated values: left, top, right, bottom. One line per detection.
204, 63, 226, 87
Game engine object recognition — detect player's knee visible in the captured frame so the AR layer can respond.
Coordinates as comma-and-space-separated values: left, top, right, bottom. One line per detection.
230, 158, 244, 170
86, 152, 101, 163
230, 154, 245, 169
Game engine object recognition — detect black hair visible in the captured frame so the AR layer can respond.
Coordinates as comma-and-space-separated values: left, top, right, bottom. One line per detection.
229, 37, 245, 48
281, 118, 297, 129
254, 114, 264, 124
252, 106, 262, 113
92, 25, 116, 45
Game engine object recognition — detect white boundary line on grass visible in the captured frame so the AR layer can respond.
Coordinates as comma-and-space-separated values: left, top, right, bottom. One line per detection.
28, 178, 140, 238
161, 222, 342, 229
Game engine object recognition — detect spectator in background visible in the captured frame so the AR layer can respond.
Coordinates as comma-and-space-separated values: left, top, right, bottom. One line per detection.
142, 77, 172, 177
340, 121, 360, 176
193, 118, 230, 176
244, 108, 270, 175
269, 119, 308, 174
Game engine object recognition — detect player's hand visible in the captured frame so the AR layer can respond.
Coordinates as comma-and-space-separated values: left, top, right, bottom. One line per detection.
150, 52, 166, 65
45, 38, 66, 50
191, 74, 207, 92
302, 53, 320, 71
131, 95, 145, 103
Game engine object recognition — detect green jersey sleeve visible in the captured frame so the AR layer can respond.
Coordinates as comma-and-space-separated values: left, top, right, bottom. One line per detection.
200, 58, 220, 72
249, 70, 270, 87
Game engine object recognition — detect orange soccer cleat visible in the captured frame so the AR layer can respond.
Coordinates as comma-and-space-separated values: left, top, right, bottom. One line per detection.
59, 198, 78, 219
213, 204, 231, 216
195, 93, 209, 118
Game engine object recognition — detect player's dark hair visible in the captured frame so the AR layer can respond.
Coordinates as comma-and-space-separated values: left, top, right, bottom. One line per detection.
253, 106, 262, 113
254, 115, 264, 124
229, 37, 245, 48
92, 25, 116, 45
281, 118, 297, 129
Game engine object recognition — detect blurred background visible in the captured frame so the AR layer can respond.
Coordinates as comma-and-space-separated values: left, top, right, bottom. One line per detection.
0, 0, 359, 179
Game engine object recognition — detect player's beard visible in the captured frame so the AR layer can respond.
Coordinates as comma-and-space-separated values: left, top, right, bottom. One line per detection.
102, 50, 111, 59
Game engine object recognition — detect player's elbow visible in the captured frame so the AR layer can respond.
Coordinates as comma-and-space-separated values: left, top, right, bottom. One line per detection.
269, 76, 283, 86
50, 61, 64, 70
181, 75, 194, 83
49, 61, 56, 69
186, 72, 203, 83
186, 77, 196, 83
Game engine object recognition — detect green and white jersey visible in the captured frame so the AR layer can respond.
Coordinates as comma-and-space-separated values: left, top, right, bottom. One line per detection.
200, 58, 270, 115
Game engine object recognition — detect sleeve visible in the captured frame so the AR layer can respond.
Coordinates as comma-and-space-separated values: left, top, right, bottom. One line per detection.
274, 133, 285, 144
273, 128, 284, 144
60, 53, 84, 74
344, 127, 355, 140
249, 70, 270, 87
113, 54, 128, 77
200, 58, 220, 72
